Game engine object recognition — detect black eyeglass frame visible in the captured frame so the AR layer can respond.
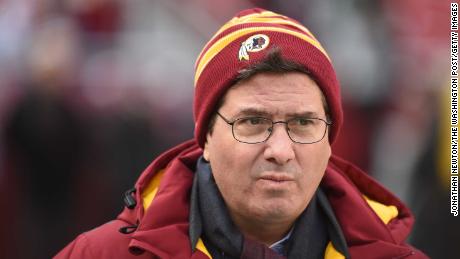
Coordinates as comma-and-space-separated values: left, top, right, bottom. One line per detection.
216, 111, 332, 144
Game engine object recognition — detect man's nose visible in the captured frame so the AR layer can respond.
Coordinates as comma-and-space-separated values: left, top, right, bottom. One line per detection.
263, 124, 295, 165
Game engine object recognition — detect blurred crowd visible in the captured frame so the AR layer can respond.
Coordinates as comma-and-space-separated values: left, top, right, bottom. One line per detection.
0, 0, 454, 258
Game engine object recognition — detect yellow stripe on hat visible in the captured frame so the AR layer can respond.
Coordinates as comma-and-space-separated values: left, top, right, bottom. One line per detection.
194, 11, 318, 68
195, 10, 277, 69
223, 17, 317, 41
194, 26, 330, 86
216, 11, 278, 34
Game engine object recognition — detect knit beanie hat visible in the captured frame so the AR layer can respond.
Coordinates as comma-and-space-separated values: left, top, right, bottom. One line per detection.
193, 8, 342, 147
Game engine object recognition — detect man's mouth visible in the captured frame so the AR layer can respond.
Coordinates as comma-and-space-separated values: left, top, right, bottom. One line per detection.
258, 173, 294, 182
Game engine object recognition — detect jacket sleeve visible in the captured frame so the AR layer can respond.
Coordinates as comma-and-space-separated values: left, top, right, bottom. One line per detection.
52, 219, 145, 259
53, 234, 95, 259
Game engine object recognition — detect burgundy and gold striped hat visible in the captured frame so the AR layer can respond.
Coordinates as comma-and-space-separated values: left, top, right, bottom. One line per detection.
193, 8, 342, 147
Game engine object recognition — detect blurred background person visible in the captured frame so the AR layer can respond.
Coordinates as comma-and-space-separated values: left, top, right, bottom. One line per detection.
2, 16, 90, 259
0, 0, 452, 258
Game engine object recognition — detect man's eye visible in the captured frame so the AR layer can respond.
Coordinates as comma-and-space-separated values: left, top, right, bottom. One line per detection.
248, 118, 263, 125
296, 118, 314, 126
239, 117, 265, 125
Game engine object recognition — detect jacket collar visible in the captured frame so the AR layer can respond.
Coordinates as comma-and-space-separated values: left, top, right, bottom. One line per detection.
128, 139, 207, 258
322, 155, 415, 258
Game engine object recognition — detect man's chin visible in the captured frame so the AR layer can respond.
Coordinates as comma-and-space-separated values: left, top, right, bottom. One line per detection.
250, 201, 300, 222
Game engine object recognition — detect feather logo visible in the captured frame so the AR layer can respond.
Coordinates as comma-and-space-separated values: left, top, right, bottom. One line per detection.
238, 34, 270, 61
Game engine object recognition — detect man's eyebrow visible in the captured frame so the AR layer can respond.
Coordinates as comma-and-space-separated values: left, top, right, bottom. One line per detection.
286, 111, 321, 118
234, 108, 271, 118
233, 109, 321, 118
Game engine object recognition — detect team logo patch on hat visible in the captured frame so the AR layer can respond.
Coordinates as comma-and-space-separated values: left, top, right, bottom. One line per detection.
238, 34, 270, 61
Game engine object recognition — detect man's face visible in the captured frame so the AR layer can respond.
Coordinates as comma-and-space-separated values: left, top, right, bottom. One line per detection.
203, 72, 331, 226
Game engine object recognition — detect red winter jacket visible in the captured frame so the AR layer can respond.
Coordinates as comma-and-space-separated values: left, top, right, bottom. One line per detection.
54, 140, 428, 259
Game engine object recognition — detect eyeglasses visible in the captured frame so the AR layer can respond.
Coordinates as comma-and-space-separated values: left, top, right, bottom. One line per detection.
216, 112, 332, 144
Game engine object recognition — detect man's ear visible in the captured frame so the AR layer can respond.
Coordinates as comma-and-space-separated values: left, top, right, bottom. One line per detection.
203, 134, 211, 162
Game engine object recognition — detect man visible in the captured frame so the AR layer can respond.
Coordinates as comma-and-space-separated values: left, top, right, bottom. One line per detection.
55, 8, 428, 259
